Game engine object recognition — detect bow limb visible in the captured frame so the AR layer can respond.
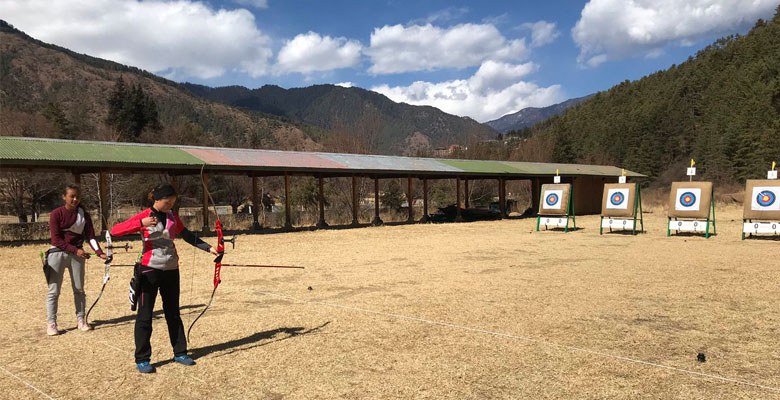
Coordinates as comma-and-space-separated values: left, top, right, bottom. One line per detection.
86, 231, 114, 323
187, 164, 225, 341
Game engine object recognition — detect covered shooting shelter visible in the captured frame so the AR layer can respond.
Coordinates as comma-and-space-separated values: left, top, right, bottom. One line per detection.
0, 137, 644, 232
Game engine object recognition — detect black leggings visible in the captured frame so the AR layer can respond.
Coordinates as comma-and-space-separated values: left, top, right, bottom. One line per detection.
134, 267, 187, 363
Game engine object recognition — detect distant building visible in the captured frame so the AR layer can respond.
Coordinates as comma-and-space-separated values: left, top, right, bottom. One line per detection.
432, 144, 467, 157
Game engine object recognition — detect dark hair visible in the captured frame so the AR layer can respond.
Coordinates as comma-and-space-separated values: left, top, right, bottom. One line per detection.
148, 183, 177, 201
63, 184, 80, 195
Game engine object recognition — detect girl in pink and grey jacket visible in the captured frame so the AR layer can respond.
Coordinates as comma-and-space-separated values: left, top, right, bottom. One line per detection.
111, 183, 218, 373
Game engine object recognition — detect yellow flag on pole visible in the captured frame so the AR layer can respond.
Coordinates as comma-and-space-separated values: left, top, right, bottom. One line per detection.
690, 159, 695, 168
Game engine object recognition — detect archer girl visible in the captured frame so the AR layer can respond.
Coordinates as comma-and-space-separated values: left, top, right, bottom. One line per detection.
111, 183, 218, 373
46, 184, 107, 335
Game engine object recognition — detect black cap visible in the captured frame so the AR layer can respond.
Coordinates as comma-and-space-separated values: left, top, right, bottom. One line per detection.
152, 183, 176, 200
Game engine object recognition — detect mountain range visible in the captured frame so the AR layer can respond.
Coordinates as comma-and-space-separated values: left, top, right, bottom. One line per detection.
484, 95, 593, 134
0, 19, 496, 155
182, 82, 496, 155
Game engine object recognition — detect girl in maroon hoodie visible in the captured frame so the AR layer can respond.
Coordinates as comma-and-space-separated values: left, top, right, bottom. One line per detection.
46, 184, 106, 335
111, 183, 217, 373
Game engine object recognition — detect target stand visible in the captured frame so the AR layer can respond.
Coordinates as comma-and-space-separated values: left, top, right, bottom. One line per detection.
742, 179, 780, 240
667, 181, 716, 238
536, 183, 576, 232
600, 183, 644, 235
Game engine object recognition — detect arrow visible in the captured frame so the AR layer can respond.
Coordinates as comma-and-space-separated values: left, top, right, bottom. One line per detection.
221, 263, 304, 269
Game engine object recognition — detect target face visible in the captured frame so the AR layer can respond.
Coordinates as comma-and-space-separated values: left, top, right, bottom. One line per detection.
606, 188, 629, 210
542, 189, 563, 210
675, 188, 701, 211
680, 192, 696, 207
751, 186, 780, 211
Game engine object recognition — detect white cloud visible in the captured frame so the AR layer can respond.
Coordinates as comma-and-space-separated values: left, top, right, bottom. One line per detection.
276, 32, 362, 74
0, 0, 273, 79
573, 0, 780, 66
521, 20, 560, 47
232, 0, 268, 9
371, 61, 562, 122
335, 82, 354, 88
409, 6, 470, 25
366, 23, 528, 74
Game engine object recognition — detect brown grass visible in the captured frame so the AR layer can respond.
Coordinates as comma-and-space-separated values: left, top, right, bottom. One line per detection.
2, 205, 779, 399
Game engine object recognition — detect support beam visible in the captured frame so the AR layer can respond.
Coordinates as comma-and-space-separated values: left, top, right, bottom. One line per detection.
420, 178, 429, 223
284, 174, 292, 230
464, 178, 470, 208
455, 176, 463, 222
531, 177, 540, 214
316, 176, 328, 228
72, 171, 81, 185
498, 178, 506, 219
252, 176, 261, 230
201, 172, 209, 233
351, 176, 359, 226
407, 176, 414, 223
171, 175, 181, 216
372, 177, 383, 226
98, 172, 109, 234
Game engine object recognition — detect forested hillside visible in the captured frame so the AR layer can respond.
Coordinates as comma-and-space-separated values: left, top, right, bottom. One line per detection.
520, 7, 780, 184
0, 20, 321, 151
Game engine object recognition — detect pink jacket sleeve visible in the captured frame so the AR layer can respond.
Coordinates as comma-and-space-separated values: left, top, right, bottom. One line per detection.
111, 210, 148, 237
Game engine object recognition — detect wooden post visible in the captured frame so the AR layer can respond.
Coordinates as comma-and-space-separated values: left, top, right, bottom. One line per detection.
351, 176, 359, 226
171, 175, 181, 216
531, 178, 540, 214
72, 171, 81, 185
316, 176, 328, 228
252, 176, 261, 230
407, 176, 414, 223
201, 172, 209, 233
464, 178, 470, 209
498, 178, 506, 219
420, 178, 429, 223
98, 172, 109, 234
372, 177, 383, 225
455, 176, 463, 222
284, 174, 292, 230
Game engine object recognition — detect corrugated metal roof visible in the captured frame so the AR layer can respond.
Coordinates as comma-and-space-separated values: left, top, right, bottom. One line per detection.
183, 148, 347, 169
321, 153, 461, 172
0, 137, 202, 165
0, 136, 646, 178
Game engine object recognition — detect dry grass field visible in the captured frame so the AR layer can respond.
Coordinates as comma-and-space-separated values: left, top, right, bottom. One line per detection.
1, 205, 779, 399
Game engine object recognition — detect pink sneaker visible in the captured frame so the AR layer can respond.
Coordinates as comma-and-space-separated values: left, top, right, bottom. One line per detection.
77, 317, 91, 331
47, 322, 59, 336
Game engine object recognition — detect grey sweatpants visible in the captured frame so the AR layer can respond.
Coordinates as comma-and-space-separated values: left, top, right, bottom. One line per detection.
46, 250, 86, 323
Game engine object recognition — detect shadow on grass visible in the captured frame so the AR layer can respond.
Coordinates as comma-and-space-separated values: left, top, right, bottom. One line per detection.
537, 227, 584, 232
89, 303, 204, 330
152, 321, 330, 368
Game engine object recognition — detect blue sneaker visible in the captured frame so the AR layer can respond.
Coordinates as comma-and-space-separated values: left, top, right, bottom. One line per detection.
136, 361, 155, 374
173, 355, 195, 366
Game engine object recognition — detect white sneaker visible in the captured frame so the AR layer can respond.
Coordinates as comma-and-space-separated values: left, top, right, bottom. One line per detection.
77, 317, 91, 331
47, 322, 59, 336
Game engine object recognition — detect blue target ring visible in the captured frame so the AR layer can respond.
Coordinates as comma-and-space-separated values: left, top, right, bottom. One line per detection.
679, 192, 696, 207
756, 190, 776, 207
545, 193, 559, 206
610, 192, 624, 206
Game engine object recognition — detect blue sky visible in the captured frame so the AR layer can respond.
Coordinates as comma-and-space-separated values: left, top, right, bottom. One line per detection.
2, 0, 779, 121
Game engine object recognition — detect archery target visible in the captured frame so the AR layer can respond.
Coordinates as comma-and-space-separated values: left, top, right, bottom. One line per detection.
542, 189, 563, 210
606, 188, 629, 210
751, 186, 780, 211
675, 188, 701, 211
